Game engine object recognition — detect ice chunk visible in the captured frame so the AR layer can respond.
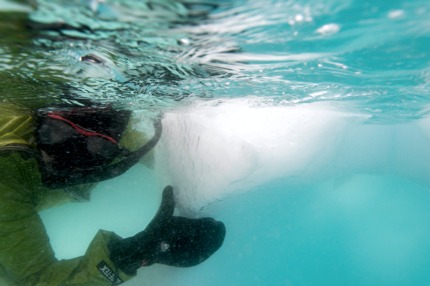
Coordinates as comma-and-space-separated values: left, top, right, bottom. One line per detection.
154, 99, 366, 212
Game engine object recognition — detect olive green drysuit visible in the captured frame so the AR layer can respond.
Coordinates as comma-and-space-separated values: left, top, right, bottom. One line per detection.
0, 104, 135, 285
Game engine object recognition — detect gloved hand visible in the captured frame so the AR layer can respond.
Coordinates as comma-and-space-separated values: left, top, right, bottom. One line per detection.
108, 186, 226, 276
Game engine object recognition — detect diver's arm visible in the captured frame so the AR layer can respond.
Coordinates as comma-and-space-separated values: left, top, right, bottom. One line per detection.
0, 153, 134, 286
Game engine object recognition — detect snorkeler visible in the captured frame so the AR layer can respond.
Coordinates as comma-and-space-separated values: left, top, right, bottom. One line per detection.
0, 103, 225, 285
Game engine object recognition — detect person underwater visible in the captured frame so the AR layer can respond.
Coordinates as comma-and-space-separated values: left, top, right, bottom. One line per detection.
0, 103, 226, 285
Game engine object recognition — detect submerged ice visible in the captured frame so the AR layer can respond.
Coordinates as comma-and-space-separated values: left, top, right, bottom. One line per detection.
154, 99, 362, 212
154, 99, 430, 212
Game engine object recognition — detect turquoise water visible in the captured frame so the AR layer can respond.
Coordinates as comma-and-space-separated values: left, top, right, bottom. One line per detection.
2, 0, 430, 285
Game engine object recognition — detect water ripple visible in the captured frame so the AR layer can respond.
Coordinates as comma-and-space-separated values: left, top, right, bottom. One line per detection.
1, 0, 430, 122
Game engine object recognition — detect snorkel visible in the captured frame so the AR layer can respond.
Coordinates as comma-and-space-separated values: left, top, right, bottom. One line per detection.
35, 106, 162, 189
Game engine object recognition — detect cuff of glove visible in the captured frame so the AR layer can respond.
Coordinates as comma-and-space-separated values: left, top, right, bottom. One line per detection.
87, 230, 136, 284
108, 232, 149, 276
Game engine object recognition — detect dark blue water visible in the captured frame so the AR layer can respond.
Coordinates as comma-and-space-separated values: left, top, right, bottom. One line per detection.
2, 0, 430, 285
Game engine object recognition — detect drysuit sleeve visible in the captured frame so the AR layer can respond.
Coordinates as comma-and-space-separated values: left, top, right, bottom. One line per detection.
0, 153, 133, 286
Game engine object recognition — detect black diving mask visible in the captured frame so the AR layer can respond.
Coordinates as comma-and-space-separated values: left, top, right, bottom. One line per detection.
35, 106, 162, 189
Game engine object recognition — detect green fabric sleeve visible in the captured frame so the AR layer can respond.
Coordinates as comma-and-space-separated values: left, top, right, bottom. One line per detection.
0, 153, 135, 285
0, 103, 35, 147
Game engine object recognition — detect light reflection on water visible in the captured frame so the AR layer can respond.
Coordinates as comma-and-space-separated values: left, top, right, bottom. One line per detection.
1, 0, 430, 121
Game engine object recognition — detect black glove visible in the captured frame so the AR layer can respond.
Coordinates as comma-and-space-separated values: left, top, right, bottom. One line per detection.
108, 186, 226, 276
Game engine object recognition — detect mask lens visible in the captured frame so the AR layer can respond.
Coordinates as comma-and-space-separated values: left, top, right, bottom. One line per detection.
86, 136, 120, 158
37, 116, 121, 169
37, 119, 76, 145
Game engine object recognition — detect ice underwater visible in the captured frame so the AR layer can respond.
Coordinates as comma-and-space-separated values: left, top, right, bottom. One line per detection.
40, 98, 430, 286
2, 0, 430, 285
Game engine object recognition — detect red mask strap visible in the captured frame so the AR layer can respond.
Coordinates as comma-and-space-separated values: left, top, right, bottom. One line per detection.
47, 113, 118, 144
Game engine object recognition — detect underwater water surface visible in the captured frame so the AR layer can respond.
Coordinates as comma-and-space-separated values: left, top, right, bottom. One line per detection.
2, 0, 430, 285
